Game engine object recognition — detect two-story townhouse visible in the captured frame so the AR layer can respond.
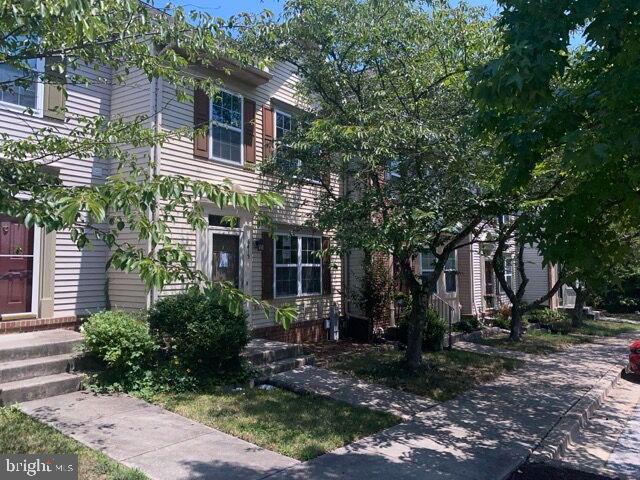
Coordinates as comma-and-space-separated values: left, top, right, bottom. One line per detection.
104, 59, 343, 342
0, 55, 342, 340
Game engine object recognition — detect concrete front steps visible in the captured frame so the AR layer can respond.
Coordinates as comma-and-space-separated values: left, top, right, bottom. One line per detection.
242, 338, 315, 380
0, 329, 83, 405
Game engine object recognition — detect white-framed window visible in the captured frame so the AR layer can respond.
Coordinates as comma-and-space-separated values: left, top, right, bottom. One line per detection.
274, 234, 322, 297
0, 57, 44, 115
504, 256, 514, 290
274, 109, 295, 169
421, 251, 438, 293
210, 89, 243, 164
444, 253, 457, 293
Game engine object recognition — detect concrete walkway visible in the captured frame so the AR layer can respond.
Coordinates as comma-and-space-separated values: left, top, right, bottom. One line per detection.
268, 336, 631, 480
452, 340, 534, 362
20, 391, 298, 480
558, 376, 640, 478
270, 366, 436, 420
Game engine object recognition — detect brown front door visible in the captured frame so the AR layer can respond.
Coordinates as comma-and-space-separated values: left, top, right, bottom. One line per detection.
0, 215, 34, 314
211, 234, 240, 288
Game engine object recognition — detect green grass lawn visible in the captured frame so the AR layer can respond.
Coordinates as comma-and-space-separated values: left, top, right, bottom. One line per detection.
325, 349, 522, 402
152, 386, 399, 461
0, 407, 146, 480
478, 330, 592, 355
575, 319, 640, 337
478, 319, 640, 355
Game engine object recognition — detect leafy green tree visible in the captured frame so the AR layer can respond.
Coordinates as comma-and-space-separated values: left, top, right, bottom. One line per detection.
474, 0, 640, 317
0, 0, 295, 324
253, 0, 497, 369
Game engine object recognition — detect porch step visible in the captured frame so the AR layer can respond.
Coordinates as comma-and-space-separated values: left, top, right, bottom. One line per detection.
242, 339, 305, 366
0, 373, 83, 406
0, 329, 83, 362
0, 354, 74, 383
254, 355, 316, 379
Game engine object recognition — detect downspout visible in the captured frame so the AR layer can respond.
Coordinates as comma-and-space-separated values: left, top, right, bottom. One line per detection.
147, 46, 163, 310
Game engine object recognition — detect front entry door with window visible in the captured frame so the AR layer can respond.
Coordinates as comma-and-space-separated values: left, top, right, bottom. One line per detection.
0, 214, 34, 314
211, 234, 240, 288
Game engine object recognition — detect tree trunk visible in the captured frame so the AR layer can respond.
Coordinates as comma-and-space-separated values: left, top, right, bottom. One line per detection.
572, 288, 586, 327
405, 287, 426, 371
510, 304, 524, 341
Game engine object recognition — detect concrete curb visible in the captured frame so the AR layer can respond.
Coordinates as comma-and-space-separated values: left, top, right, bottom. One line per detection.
529, 364, 625, 463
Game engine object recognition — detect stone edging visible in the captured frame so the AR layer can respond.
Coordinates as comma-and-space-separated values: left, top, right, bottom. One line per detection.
528, 364, 625, 463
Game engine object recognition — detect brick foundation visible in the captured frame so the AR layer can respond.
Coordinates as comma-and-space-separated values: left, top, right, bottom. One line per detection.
252, 319, 328, 343
0, 316, 80, 334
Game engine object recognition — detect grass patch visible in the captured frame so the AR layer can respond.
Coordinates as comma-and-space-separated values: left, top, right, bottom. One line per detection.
0, 407, 146, 480
152, 386, 399, 461
575, 319, 640, 337
478, 330, 592, 355
327, 349, 522, 402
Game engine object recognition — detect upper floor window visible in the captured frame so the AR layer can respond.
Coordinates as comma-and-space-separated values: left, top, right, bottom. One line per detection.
211, 90, 243, 164
274, 234, 321, 297
444, 254, 457, 293
0, 58, 43, 112
421, 251, 438, 293
504, 256, 514, 289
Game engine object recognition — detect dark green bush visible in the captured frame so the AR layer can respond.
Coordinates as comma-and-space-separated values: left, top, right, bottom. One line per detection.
525, 308, 572, 334
525, 308, 569, 324
149, 291, 249, 374
455, 316, 480, 333
397, 307, 447, 352
82, 310, 155, 371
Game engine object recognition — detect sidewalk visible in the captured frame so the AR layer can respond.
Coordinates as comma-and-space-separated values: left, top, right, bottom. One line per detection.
270, 366, 436, 420
269, 337, 630, 480
20, 391, 298, 480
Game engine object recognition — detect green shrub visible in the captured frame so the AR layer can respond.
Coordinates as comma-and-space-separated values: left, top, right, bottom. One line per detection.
82, 310, 155, 371
423, 309, 447, 351
525, 308, 568, 324
149, 291, 249, 374
490, 313, 511, 330
455, 316, 480, 333
397, 307, 447, 352
525, 308, 572, 334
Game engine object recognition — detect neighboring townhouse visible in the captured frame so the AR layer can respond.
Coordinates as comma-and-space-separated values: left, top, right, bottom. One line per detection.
0, 59, 110, 333
0, 55, 342, 340
344, 230, 559, 333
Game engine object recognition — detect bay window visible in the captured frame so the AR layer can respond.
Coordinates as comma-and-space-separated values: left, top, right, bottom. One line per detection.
275, 234, 321, 297
210, 90, 243, 164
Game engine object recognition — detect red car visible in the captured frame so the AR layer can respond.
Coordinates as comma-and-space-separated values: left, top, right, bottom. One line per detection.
626, 340, 640, 376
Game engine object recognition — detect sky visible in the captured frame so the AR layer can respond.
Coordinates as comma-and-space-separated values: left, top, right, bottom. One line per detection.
169, 0, 499, 19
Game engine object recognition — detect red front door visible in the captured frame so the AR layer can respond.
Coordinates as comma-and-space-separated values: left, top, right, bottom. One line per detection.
0, 214, 34, 314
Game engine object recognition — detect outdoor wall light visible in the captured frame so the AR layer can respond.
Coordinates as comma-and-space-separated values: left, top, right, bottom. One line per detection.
254, 238, 264, 252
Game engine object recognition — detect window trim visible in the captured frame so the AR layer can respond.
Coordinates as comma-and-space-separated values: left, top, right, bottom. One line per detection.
208, 87, 244, 166
0, 57, 45, 117
273, 233, 323, 299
